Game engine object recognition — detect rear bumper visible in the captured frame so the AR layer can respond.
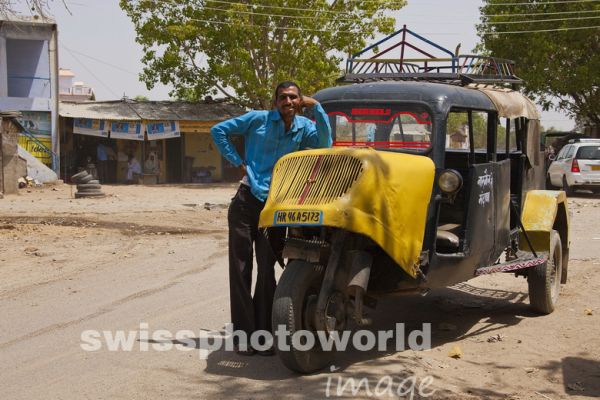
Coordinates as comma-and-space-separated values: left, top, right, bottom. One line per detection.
568, 173, 600, 188
571, 183, 600, 190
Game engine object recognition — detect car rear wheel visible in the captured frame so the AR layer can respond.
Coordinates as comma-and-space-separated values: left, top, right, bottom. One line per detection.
562, 176, 573, 196
528, 230, 562, 314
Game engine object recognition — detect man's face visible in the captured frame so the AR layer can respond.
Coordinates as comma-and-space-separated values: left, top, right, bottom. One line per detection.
275, 86, 301, 120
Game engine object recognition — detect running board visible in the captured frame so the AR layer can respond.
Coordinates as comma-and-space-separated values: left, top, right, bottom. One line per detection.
475, 254, 547, 276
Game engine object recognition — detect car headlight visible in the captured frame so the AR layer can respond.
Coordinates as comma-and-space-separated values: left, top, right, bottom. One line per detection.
438, 169, 463, 194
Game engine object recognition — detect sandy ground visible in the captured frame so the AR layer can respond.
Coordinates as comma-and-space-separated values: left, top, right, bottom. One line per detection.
0, 183, 598, 400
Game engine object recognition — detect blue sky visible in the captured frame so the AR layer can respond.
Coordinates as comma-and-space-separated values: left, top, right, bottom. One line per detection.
32, 0, 574, 130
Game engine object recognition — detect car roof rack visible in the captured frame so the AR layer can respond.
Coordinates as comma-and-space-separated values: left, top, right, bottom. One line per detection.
339, 25, 523, 88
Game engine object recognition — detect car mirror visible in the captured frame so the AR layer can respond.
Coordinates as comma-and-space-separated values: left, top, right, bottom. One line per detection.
548, 154, 556, 161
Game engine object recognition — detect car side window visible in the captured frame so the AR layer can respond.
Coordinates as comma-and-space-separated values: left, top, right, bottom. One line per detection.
556, 146, 568, 160
565, 146, 575, 159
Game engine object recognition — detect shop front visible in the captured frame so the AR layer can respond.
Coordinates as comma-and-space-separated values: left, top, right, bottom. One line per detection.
59, 100, 246, 184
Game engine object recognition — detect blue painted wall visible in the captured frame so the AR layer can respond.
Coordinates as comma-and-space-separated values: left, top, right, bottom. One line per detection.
6, 39, 50, 98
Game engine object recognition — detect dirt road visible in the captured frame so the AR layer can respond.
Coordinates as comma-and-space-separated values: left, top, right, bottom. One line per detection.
0, 184, 598, 400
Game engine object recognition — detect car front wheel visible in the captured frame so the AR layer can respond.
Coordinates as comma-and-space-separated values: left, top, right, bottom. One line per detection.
272, 260, 334, 374
528, 230, 562, 314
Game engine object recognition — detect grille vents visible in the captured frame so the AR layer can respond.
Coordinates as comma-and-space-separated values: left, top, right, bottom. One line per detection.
269, 154, 364, 205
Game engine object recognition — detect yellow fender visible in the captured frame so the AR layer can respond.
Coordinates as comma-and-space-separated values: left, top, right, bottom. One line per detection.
519, 190, 570, 254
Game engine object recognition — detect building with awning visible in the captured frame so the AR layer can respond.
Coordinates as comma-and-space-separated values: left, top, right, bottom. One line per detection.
59, 99, 245, 184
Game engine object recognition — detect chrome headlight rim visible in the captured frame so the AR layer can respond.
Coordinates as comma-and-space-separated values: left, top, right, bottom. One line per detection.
438, 169, 463, 194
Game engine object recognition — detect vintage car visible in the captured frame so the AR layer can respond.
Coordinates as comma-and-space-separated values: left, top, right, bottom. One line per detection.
259, 29, 570, 373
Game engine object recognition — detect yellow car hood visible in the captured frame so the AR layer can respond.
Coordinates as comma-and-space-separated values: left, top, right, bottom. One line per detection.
260, 147, 435, 277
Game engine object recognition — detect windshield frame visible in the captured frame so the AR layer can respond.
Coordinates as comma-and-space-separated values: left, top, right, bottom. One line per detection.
320, 100, 436, 156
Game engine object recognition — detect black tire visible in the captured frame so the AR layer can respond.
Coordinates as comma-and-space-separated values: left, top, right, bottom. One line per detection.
75, 191, 105, 198
272, 260, 333, 374
88, 180, 100, 185
562, 176, 573, 196
71, 170, 89, 182
77, 183, 102, 190
78, 174, 94, 184
528, 230, 562, 314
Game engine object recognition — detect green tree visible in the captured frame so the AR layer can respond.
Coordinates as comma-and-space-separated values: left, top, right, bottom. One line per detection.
120, 0, 405, 108
477, 0, 600, 128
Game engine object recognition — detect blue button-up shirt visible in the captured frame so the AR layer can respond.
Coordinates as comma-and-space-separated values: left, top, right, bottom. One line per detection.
211, 103, 332, 202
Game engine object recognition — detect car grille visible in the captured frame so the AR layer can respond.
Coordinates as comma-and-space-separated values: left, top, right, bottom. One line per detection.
269, 153, 364, 205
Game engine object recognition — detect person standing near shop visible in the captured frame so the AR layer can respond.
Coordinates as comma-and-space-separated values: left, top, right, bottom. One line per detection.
125, 153, 142, 184
96, 142, 108, 183
211, 81, 332, 355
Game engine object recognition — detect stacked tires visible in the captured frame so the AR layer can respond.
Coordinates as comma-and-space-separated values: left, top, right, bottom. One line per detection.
71, 170, 105, 199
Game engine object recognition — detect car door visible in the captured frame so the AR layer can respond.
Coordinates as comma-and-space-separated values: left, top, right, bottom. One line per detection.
549, 145, 569, 186
562, 145, 576, 185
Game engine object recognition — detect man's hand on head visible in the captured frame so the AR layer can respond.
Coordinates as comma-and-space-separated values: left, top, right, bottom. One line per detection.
301, 96, 319, 109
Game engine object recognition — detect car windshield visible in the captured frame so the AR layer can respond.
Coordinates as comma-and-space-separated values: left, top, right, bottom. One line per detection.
322, 103, 432, 153
576, 145, 600, 160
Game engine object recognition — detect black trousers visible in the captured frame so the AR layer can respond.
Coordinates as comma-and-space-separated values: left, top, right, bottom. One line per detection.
97, 160, 108, 184
228, 184, 283, 340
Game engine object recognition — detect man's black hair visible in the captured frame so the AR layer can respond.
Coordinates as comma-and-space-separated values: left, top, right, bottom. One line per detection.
273, 81, 302, 100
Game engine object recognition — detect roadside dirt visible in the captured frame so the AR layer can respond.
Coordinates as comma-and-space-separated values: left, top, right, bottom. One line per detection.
0, 183, 598, 400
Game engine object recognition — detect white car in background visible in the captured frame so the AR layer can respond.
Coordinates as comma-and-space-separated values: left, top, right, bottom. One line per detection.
547, 139, 600, 195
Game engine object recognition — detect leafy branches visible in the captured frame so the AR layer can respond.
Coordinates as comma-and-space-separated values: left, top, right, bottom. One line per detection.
120, 0, 405, 107
477, 0, 600, 126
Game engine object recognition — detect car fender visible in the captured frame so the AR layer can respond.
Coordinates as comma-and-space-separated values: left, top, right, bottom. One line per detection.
520, 190, 570, 282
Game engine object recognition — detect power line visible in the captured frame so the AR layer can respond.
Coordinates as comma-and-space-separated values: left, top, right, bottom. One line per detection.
61, 45, 120, 98
149, 0, 360, 17
481, 24, 600, 34
185, 15, 359, 33
486, 0, 600, 5
61, 44, 140, 76
198, 4, 361, 22
488, 14, 600, 24
487, 9, 600, 17
182, 14, 456, 34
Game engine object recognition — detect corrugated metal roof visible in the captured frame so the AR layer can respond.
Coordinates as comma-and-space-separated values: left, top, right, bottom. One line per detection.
59, 100, 246, 121
59, 101, 140, 120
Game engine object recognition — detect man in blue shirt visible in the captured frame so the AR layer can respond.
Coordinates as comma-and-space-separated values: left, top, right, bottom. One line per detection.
211, 81, 332, 355
96, 142, 109, 183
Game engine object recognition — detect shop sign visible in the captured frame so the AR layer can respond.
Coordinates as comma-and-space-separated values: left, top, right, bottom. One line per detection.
147, 121, 180, 140
110, 121, 145, 141
73, 118, 108, 138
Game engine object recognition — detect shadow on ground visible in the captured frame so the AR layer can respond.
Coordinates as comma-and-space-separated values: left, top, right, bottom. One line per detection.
150, 282, 541, 399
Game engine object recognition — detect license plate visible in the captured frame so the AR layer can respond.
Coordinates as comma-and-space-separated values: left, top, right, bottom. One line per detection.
274, 210, 323, 225
592, 165, 600, 171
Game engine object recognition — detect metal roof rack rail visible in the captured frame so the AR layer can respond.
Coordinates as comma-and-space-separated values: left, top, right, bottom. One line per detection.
339, 25, 523, 88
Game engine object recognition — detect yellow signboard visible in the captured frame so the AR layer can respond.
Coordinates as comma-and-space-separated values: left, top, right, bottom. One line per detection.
19, 135, 52, 166
179, 121, 214, 133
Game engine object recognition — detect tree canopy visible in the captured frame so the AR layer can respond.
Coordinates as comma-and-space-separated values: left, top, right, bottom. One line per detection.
477, 0, 600, 128
120, 0, 406, 108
